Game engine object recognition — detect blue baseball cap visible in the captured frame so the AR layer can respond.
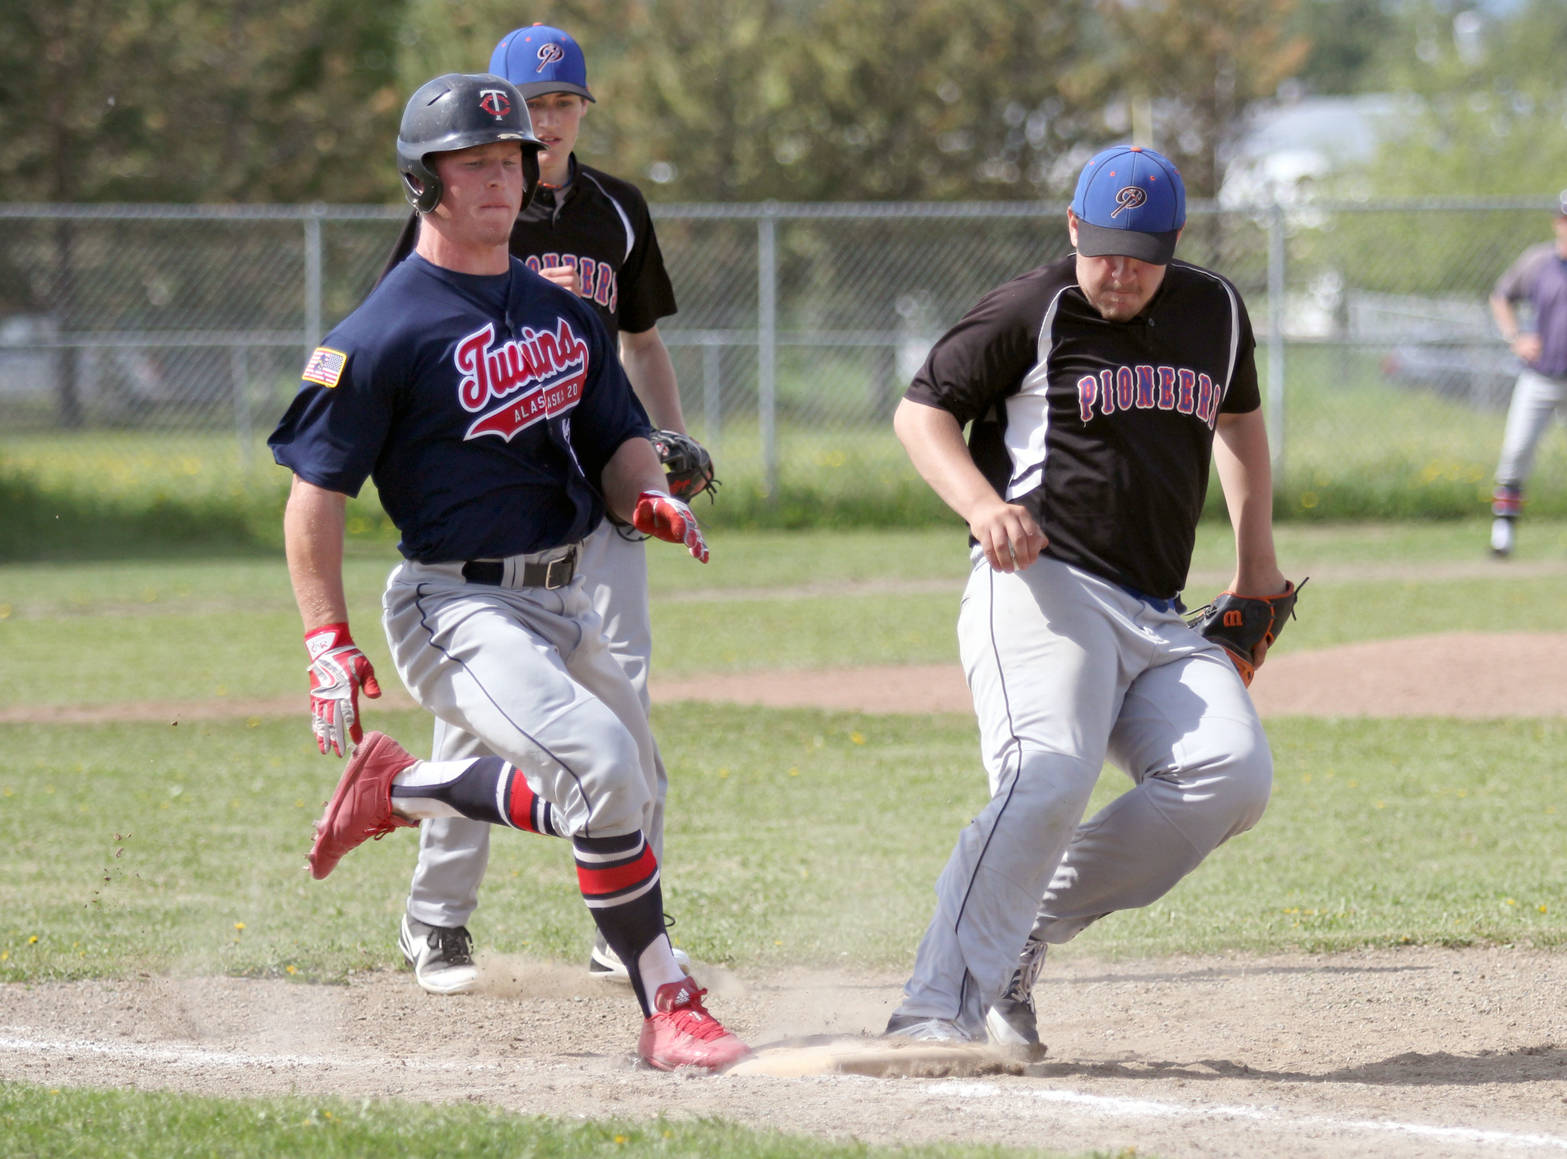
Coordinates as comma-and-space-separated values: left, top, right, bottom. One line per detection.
489, 24, 595, 102
1071, 145, 1186, 264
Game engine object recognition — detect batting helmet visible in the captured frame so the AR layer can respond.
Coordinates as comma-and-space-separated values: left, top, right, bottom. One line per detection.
396, 73, 544, 214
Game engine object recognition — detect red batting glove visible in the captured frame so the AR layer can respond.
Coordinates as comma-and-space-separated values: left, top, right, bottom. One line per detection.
633, 489, 709, 563
304, 622, 382, 757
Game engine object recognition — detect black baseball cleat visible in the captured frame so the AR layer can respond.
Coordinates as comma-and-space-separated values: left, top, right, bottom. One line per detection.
984, 938, 1049, 1061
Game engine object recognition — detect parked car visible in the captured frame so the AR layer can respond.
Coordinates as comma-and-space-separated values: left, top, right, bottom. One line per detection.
0, 312, 186, 427
0, 314, 59, 399
1380, 341, 1518, 411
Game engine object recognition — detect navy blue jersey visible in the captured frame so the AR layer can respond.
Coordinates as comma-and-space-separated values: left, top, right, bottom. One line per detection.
269, 254, 651, 563
511, 159, 677, 342
906, 257, 1260, 600
374, 159, 677, 343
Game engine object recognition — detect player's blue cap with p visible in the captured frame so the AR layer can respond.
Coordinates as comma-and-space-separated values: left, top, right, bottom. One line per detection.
489, 24, 595, 102
1071, 145, 1186, 265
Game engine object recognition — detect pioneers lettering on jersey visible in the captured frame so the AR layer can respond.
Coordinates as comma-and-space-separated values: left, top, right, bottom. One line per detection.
302, 346, 348, 388
456, 317, 589, 441
522, 254, 618, 314
1076, 364, 1221, 428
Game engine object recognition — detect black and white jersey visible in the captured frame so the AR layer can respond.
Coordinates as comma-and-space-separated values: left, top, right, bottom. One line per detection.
905, 255, 1261, 600
512, 158, 678, 342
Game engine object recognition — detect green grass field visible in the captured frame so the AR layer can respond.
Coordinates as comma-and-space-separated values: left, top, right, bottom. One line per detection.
0, 1083, 1050, 1159
3, 520, 1565, 1157
4, 353, 1566, 561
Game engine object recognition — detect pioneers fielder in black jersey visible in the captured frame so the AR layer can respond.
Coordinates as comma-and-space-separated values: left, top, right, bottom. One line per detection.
907, 256, 1259, 601
886, 145, 1294, 1056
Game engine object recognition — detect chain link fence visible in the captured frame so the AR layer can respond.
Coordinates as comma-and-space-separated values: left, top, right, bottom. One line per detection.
1, 196, 1560, 527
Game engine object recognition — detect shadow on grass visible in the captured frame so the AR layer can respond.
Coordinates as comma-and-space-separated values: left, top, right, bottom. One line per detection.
5, 464, 1522, 565
0, 472, 278, 563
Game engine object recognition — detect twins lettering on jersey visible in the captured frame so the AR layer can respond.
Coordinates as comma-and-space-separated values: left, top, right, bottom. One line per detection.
1076, 364, 1221, 428
456, 318, 589, 441
523, 254, 617, 313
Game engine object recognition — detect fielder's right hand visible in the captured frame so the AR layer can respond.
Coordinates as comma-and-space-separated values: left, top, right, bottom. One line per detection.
304, 622, 382, 757
969, 496, 1047, 573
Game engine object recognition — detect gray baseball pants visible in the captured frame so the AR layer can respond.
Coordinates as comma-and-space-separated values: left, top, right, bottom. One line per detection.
1495, 367, 1567, 488
396, 523, 664, 930
894, 553, 1273, 1035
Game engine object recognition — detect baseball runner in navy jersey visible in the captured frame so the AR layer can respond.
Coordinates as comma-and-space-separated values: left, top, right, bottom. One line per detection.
376, 25, 711, 994
1486, 190, 1567, 557
883, 146, 1297, 1058
269, 72, 746, 1072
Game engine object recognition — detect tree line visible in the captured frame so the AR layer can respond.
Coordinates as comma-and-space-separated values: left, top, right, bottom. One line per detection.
3, 0, 1566, 209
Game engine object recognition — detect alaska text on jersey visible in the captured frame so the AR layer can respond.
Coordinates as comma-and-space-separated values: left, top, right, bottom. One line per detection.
456, 319, 589, 441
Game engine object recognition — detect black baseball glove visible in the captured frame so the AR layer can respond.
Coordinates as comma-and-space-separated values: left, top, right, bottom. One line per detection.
650, 429, 719, 502
1185, 578, 1307, 687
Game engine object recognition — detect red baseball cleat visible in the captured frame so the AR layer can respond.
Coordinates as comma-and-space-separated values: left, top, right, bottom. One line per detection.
307, 731, 418, 880
637, 977, 750, 1072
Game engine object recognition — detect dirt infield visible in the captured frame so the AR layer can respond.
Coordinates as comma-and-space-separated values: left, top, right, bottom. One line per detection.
652, 631, 1567, 719
5, 635, 1565, 1156
3, 947, 1564, 1158
6, 631, 1566, 725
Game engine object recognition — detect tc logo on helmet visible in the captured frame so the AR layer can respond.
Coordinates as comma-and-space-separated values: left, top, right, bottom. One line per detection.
1111, 187, 1148, 218
536, 43, 564, 72
478, 89, 512, 118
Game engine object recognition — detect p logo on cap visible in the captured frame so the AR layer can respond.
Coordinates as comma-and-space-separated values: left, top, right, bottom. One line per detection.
1071, 145, 1186, 265
1112, 186, 1148, 218
489, 24, 596, 102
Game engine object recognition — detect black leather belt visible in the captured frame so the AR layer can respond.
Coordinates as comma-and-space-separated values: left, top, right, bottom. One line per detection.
461, 549, 576, 590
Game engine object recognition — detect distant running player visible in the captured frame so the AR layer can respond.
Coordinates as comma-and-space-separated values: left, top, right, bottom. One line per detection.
1486, 190, 1567, 557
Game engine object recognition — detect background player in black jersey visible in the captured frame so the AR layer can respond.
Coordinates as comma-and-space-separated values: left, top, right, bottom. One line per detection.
388, 25, 710, 994
882, 146, 1297, 1060
272, 71, 745, 1071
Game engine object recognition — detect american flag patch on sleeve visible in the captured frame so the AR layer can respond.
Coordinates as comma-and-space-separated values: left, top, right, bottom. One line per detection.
302, 346, 348, 388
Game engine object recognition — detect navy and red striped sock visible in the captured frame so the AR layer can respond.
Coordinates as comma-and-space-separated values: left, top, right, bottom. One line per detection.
573, 831, 668, 1014
390, 755, 560, 835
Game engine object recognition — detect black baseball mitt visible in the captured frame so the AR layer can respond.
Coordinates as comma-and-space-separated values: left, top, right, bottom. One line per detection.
1186, 578, 1307, 687
650, 429, 719, 502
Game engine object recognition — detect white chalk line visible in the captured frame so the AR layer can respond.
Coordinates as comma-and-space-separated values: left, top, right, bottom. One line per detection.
6, 1031, 1564, 1154
936, 1080, 1567, 1153
0, 1032, 499, 1075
